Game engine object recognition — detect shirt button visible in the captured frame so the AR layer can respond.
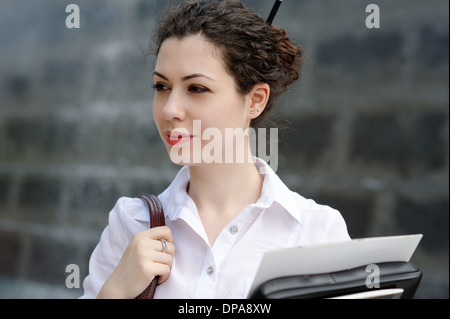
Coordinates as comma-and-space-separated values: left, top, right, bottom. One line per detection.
207, 266, 214, 275
230, 225, 239, 235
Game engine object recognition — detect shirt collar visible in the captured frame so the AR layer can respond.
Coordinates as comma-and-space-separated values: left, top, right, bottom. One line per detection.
137, 158, 302, 224
159, 166, 191, 221
253, 157, 302, 223
132, 167, 190, 223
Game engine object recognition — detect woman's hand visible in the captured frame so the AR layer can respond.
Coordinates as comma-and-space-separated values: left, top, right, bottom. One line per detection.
97, 226, 174, 299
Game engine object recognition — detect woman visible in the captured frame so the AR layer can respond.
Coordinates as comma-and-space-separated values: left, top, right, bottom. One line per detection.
81, 0, 350, 299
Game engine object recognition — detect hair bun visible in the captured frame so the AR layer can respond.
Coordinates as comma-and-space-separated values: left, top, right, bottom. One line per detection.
270, 25, 303, 89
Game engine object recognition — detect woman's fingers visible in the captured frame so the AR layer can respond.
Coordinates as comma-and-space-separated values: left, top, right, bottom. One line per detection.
97, 226, 175, 298
132, 226, 175, 284
147, 228, 175, 284
144, 226, 174, 243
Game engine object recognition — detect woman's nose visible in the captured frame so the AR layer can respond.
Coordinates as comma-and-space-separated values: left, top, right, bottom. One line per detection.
161, 90, 186, 121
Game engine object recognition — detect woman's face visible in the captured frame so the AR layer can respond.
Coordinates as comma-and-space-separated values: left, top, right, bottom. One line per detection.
152, 34, 254, 165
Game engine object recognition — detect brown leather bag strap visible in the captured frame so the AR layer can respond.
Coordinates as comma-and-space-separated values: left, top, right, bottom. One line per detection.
140, 195, 165, 228
135, 195, 165, 299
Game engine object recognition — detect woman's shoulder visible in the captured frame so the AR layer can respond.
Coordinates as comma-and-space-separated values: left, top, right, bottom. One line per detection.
291, 191, 340, 217
109, 196, 146, 218
289, 191, 351, 242
105, 197, 149, 237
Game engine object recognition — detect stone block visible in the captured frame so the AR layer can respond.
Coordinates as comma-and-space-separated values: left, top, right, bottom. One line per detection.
135, 0, 159, 22
0, 231, 22, 277
316, 32, 404, 75
17, 175, 62, 223
2, 74, 31, 102
4, 117, 78, 164
37, 59, 85, 101
395, 195, 449, 255
66, 178, 121, 230
350, 110, 447, 178
25, 235, 80, 285
409, 112, 447, 173
278, 113, 335, 173
417, 26, 449, 68
0, 174, 10, 213
76, 115, 161, 165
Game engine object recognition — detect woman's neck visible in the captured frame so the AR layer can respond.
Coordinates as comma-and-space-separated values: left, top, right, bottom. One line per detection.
187, 161, 263, 245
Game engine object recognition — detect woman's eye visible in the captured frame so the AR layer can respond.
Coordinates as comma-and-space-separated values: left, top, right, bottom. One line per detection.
152, 83, 170, 92
188, 86, 210, 94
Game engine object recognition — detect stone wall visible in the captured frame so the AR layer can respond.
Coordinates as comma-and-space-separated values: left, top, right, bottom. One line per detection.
0, 0, 448, 298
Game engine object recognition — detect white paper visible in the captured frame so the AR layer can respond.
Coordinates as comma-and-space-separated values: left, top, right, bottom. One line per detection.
248, 234, 423, 297
328, 288, 404, 299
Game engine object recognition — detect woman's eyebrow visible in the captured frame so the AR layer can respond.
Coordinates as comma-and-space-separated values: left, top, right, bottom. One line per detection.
181, 73, 214, 82
153, 71, 214, 82
153, 71, 169, 81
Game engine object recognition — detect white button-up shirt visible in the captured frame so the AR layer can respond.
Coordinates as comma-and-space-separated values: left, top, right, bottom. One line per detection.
80, 158, 350, 299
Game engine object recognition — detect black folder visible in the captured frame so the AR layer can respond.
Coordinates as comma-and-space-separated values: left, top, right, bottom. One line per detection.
248, 235, 423, 299
249, 261, 422, 299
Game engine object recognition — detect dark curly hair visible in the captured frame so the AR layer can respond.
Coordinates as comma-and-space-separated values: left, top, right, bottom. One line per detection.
153, 0, 303, 128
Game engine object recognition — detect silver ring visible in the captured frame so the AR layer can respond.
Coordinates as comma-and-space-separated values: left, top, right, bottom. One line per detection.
160, 239, 168, 253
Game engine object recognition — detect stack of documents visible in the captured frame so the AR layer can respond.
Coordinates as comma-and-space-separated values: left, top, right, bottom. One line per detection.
249, 234, 423, 299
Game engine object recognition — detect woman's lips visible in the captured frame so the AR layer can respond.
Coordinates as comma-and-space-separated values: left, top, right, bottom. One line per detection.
166, 130, 193, 146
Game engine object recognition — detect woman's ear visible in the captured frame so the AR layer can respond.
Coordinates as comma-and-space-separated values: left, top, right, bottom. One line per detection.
247, 83, 270, 120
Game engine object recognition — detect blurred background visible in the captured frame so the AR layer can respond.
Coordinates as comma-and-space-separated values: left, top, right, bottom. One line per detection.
0, 0, 448, 299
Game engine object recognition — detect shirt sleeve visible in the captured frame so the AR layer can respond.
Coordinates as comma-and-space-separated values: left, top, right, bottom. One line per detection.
79, 197, 146, 299
295, 198, 352, 245
323, 208, 352, 242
